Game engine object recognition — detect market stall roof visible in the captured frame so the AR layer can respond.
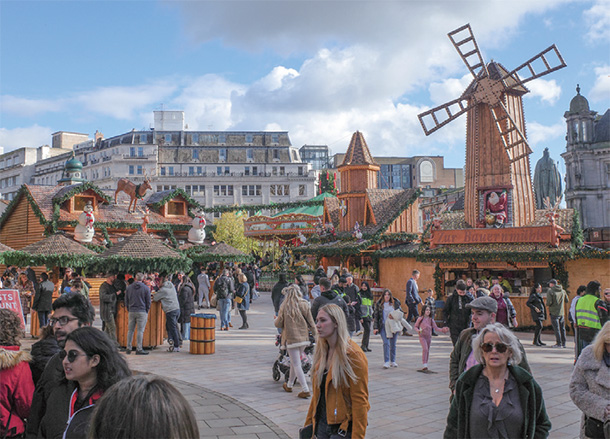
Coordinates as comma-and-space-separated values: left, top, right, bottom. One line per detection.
184, 242, 252, 264
100, 230, 181, 259
3, 234, 96, 268
436, 208, 575, 231
271, 192, 334, 217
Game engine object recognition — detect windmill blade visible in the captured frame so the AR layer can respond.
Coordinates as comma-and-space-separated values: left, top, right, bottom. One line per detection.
502, 44, 567, 89
448, 24, 488, 79
418, 96, 471, 136
489, 102, 533, 162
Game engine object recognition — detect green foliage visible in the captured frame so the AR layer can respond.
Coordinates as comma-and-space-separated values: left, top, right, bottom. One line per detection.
549, 260, 569, 289
434, 265, 444, 300
2, 250, 97, 270
212, 211, 256, 254
184, 246, 253, 264
52, 182, 113, 205
89, 255, 193, 275
571, 211, 584, 250
319, 171, 338, 196
200, 199, 325, 214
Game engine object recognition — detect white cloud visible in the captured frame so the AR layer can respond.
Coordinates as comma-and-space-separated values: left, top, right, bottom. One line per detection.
428, 74, 472, 105
525, 78, 562, 105
583, 0, 610, 44
0, 96, 62, 117
527, 120, 564, 147
589, 65, 610, 103
0, 125, 53, 151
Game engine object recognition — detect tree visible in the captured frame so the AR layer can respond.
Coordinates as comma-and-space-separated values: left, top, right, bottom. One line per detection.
319, 170, 338, 195
213, 211, 257, 254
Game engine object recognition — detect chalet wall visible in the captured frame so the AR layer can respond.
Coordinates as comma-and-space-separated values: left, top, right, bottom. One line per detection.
0, 196, 45, 250
378, 257, 436, 309
565, 258, 609, 293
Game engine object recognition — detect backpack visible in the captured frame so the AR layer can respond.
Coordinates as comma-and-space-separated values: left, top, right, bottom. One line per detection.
214, 277, 229, 299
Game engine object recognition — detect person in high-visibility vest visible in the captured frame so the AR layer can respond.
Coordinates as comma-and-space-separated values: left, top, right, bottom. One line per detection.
358, 281, 374, 352
575, 280, 607, 358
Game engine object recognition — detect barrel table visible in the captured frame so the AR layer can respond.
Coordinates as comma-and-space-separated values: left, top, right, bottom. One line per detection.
190, 313, 216, 355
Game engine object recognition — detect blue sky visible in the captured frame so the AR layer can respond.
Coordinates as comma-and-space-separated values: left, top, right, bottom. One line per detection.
1, 0, 609, 176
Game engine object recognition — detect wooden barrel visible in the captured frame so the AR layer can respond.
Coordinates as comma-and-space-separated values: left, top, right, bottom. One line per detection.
189, 313, 216, 355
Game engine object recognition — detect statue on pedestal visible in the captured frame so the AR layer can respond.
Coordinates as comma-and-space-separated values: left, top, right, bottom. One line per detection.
534, 148, 562, 209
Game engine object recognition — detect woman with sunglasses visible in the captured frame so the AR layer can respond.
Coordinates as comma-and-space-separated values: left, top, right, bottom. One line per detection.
444, 322, 551, 439
54, 327, 130, 439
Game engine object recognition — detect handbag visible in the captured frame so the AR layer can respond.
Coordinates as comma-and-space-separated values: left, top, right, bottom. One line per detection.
584, 416, 605, 439
210, 293, 217, 308
298, 424, 313, 439
234, 295, 243, 304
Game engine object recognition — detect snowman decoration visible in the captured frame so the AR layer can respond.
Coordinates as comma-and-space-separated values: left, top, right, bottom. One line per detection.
188, 210, 206, 244
74, 202, 95, 242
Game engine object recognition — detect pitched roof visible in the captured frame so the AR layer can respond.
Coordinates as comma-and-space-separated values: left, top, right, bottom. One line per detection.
0, 242, 14, 252
361, 188, 418, 235
20, 234, 96, 256
324, 197, 341, 229
437, 208, 574, 231
99, 230, 182, 259
340, 131, 378, 167
418, 242, 572, 262
191, 242, 247, 257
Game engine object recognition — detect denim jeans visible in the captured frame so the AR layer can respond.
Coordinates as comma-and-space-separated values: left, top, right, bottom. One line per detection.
165, 309, 181, 347
127, 311, 148, 351
37, 311, 49, 328
181, 322, 191, 340
218, 298, 231, 329
550, 314, 566, 346
380, 327, 397, 363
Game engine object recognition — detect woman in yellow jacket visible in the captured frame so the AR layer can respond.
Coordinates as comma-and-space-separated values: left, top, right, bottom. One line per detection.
304, 304, 370, 439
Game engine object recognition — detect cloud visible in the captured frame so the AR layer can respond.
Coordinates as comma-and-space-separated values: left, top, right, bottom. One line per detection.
589, 65, 610, 103
583, 0, 610, 44
428, 74, 472, 105
527, 120, 564, 147
525, 78, 562, 105
0, 125, 54, 151
0, 96, 62, 117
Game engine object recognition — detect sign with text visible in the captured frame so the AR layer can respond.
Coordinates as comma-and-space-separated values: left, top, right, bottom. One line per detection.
0, 289, 25, 328
439, 263, 469, 269
477, 262, 509, 269
514, 262, 549, 269
431, 226, 552, 248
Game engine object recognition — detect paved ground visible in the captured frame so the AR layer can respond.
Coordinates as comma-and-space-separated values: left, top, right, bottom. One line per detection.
25, 291, 582, 438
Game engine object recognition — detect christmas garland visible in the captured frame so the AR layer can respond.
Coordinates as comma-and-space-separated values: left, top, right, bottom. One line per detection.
148, 187, 202, 212
52, 182, 112, 205
2, 250, 97, 270
200, 198, 325, 214
548, 260, 569, 289
433, 264, 444, 300
183, 246, 254, 264
88, 255, 193, 275
0, 186, 48, 231
571, 211, 584, 250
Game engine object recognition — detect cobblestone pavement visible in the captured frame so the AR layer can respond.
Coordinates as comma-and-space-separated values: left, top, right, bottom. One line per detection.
25, 291, 582, 438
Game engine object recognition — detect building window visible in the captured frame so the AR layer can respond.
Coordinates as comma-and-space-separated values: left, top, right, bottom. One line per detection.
272, 134, 279, 144
219, 148, 227, 162
213, 185, 234, 196
197, 166, 203, 175
168, 166, 174, 176
218, 134, 226, 144
247, 148, 253, 160
298, 166, 303, 176
224, 166, 230, 175
419, 160, 434, 183
130, 147, 136, 157
272, 167, 278, 176
246, 134, 253, 143
252, 166, 258, 176
273, 149, 279, 160
270, 184, 290, 196
242, 185, 262, 196
136, 165, 142, 175
138, 147, 143, 157
279, 166, 285, 176
129, 165, 134, 175
189, 166, 194, 176
192, 133, 199, 144
217, 166, 222, 175
157, 185, 163, 192
139, 134, 147, 144
299, 184, 306, 196
164, 134, 172, 143
245, 166, 250, 176
193, 149, 199, 159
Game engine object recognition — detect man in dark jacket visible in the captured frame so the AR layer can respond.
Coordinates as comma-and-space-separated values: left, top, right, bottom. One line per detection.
405, 270, 422, 327
32, 272, 54, 328
342, 276, 361, 335
444, 280, 473, 345
546, 278, 568, 348
313, 265, 326, 285
271, 272, 290, 314
99, 273, 118, 342
26, 293, 95, 439
311, 277, 348, 321
124, 273, 151, 355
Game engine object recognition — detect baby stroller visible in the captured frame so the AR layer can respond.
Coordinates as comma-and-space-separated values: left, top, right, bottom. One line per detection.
272, 333, 315, 383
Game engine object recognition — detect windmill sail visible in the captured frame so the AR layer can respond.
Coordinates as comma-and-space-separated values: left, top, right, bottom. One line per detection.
418, 97, 471, 135
502, 45, 567, 89
489, 102, 532, 162
448, 24, 488, 79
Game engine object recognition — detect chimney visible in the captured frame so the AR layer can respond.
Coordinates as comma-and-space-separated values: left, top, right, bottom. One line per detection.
95, 130, 104, 141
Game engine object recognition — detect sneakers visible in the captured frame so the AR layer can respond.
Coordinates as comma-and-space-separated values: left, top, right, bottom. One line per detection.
551, 344, 562, 348
355, 330, 363, 336
125, 348, 132, 355
174, 347, 180, 352
135, 350, 149, 355
297, 391, 311, 399
383, 362, 390, 369
282, 383, 292, 393
390, 362, 398, 368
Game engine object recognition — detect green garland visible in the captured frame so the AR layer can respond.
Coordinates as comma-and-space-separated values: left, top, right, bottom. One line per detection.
201, 198, 325, 214
52, 182, 113, 205
81, 243, 107, 254
148, 188, 203, 212
2, 250, 97, 269
434, 264, 444, 300
549, 260, 569, 289
0, 186, 49, 232
416, 247, 572, 263
89, 255, 193, 275
571, 211, 584, 250
183, 246, 253, 264
166, 229, 178, 247
574, 246, 610, 260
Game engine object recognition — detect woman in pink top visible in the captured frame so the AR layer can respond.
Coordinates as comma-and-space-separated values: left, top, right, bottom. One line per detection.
414, 304, 448, 373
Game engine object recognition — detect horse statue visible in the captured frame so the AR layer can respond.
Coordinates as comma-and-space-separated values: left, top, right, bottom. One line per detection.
115, 174, 152, 213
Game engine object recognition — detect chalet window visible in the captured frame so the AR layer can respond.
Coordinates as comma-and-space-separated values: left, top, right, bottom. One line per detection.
129, 165, 134, 175
74, 195, 95, 211
167, 201, 186, 216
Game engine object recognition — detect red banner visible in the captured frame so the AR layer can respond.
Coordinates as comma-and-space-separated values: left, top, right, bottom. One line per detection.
0, 289, 25, 328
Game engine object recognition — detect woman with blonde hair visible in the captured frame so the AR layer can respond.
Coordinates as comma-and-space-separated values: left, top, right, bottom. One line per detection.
570, 321, 610, 439
445, 322, 550, 438
304, 304, 369, 439
274, 285, 317, 398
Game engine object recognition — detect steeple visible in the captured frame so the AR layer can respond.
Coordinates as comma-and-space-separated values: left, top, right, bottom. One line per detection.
340, 131, 378, 167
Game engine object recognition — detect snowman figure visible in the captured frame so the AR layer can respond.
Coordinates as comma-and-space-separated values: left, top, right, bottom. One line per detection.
188, 210, 206, 244
75, 202, 95, 242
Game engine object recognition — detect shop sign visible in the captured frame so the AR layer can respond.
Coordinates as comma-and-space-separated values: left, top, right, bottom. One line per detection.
477, 262, 509, 269
439, 262, 469, 269
430, 226, 552, 248
514, 262, 549, 268
0, 289, 24, 327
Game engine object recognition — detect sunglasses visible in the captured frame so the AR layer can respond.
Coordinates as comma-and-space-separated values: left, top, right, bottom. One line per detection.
59, 349, 88, 363
481, 342, 509, 353
50, 316, 79, 327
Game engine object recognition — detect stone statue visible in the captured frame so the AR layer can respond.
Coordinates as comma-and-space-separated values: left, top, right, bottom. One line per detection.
534, 148, 562, 209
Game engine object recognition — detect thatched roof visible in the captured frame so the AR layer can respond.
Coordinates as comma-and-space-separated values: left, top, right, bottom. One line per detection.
184, 242, 252, 263
99, 230, 181, 259
21, 234, 96, 256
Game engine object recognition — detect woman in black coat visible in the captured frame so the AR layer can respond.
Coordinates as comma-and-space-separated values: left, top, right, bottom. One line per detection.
526, 283, 547, 346
178, 277, 196, 341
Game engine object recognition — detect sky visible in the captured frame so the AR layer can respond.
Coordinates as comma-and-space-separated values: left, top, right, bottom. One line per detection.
1, 0, 609, 176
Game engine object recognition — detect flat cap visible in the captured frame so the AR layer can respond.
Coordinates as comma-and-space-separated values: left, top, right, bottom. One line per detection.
466, 296, 498, 313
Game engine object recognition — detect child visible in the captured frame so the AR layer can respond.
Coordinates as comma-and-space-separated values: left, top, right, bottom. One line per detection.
414, 304, 448, 373
423, 289, 437, 335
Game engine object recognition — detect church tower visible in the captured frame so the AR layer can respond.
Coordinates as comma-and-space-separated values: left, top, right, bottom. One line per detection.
337, 132, 379, 232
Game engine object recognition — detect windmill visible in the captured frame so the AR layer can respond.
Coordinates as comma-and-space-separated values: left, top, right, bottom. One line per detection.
418, 24, 566, 228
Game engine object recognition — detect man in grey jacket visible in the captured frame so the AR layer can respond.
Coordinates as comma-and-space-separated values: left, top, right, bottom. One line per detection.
153, 274, 182, 352
546, 279, 569, 348
124, 272, 150, 355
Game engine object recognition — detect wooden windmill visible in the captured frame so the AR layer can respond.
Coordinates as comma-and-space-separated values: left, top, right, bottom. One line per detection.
418, 24, 566, 228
